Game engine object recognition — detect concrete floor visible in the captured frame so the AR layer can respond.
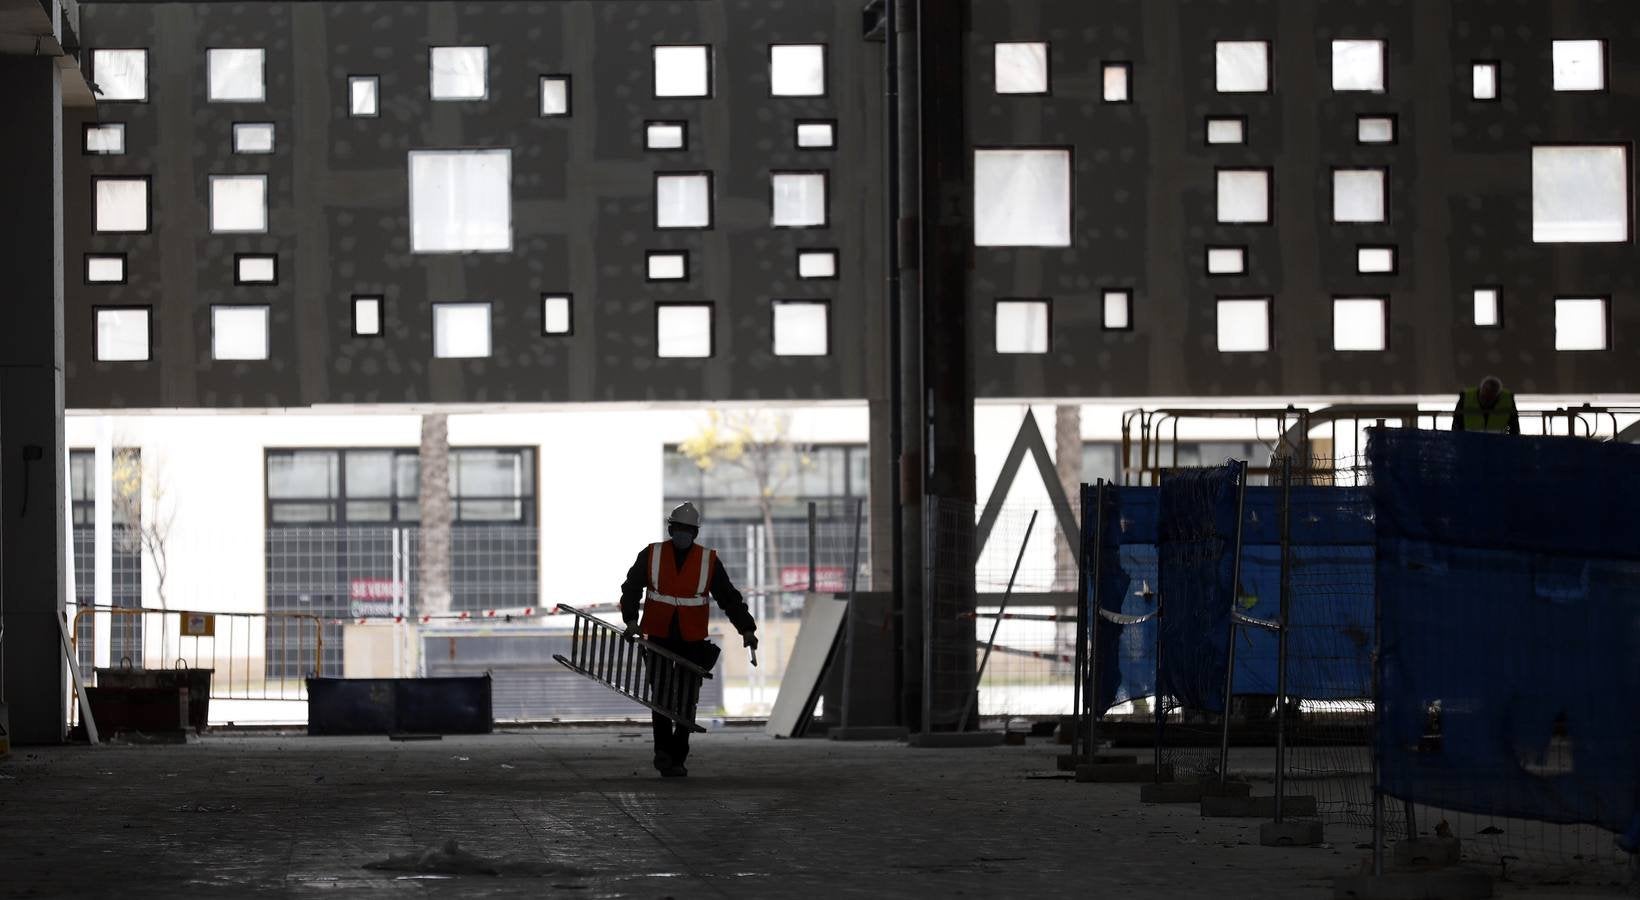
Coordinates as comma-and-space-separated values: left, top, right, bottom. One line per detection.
0, 728, 1625, 898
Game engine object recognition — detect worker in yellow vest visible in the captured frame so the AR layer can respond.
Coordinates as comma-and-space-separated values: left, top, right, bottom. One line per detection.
619, 501, 758, 777
1452, 376, 1519, 435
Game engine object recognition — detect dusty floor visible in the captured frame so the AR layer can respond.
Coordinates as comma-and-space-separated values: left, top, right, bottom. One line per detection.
0, 728, 1625, 898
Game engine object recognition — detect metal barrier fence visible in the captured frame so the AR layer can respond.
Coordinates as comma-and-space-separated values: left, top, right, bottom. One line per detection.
69, 607, 325, 703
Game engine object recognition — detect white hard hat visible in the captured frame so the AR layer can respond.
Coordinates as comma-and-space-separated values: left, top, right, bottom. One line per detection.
667, 501, 703, 529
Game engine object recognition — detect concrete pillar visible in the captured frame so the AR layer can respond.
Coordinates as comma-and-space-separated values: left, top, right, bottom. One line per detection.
0, 55, 67, 745
417, 413, 452, 617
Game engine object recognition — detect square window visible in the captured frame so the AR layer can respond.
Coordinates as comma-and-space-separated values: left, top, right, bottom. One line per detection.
974, 148, 1072, 247
1473, 288, 1501, 327
210, 174, 268, 233
995, 300, 1049, 354
1553, 40, 1605, 92
92, 49, 147, 101
352, 296, 383, 337
541, 294, 572, 336
86, 254, 126, 284
1332, 40, 1385, 92
654, 45, 711, 98
796, 120, 836, 150
1555, 298, 1608, 350
1532, 145, 1629, 243
656, 304, 713, 358
232, 122, 275, 154
655, 172, 713, 229
772, 171, 828, 228
770, 44, 826, 97
994, 42, 1048, 95
235, 254, 276, 284
1206, 117, 1246, 145
1207, 246, 1246, 275
1333, 298, 1387, 351
83, 123, 125, 155
1472, 62, 1499, 101
1103, 62, 1132, 103
772, 300, 829, 356
94, 177, 148, 233
1357, 115, 1396, 144
349, 76, 379, 117
647, 251, 688, 281
1334, 168, 1387, 223
207, 48, 265, 102
798, 249, 838, 279
540, 75, 571, 116
1215, 41, 1269, 93
1357, 246, 1396, 274
1102, 290, 1132, 331
95, 308, 150, 362
432, 302, 492, 358
1217, 298, 1270, 352
430, 46, 488, 100
409, 149, 512, 252
1217, 169, 1271, 224
646, 122, 687, 150
212, 306, 270, 360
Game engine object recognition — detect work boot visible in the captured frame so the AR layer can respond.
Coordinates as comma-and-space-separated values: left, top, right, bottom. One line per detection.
659, 765, 688, 778
653, 751, 675, 773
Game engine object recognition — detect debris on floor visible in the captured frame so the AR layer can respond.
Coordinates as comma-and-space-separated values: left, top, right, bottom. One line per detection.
363, 839, 589, 879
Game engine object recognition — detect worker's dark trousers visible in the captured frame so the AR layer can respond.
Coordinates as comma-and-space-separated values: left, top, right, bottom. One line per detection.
647, 635, 713, 769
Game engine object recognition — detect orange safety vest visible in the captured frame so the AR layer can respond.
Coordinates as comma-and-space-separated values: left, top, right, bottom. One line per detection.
639, 542, 716, 641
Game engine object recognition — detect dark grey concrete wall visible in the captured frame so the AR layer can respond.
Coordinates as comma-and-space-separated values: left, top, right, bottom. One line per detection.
67, 0, 880, 407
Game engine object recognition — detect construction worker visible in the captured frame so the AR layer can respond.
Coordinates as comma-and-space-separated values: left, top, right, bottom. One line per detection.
619, 501, 758, 777
1452, 375, 1520, 435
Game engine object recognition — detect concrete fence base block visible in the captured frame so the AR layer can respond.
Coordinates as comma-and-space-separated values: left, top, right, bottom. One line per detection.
1057, 752, 1139, 771
1076, 762, 1173, 784
906, 732, 1006, 749
1393, 836, 1462, 868
1201, 794, 1318, 818
1259, 820, 1326, 847
1333, 871, 1493, 900
1199, 779, 1253, 799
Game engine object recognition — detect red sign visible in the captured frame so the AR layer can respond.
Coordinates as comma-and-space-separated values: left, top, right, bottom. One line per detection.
349, 578, 402, 601
779, 566, 849, 593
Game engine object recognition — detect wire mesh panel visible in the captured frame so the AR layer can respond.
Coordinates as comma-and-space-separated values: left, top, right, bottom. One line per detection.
924, 497, 980, 731
972, 506, 1073, 724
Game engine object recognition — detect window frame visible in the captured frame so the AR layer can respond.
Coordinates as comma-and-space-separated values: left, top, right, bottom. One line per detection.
210, 303, 272, 362
1472, 285, 1504, 330
92, 175, 152, 234
654, 301, 716, 359
1531, 142, 1634, 245
972, 145, 1075, 248
795, 118, 838, 151
347, 75, 380, 118
1215, 295, 1274, 353
351, 295, 384, 338
540, 293, 573, 337
1214, 40, 1272, 95
1355, 244, 1398, 276
652, 43, 714, 100
233, 253, 279, 286
797, 248, 840, 281
407, 148, 515, 254
205, 47, 267, 103
1471, 60, 1502, 103
770, 299, 832, 357
1552, 39, 1608, 94
82, 122, 126, 156
653, 170, 715, 231
1101, 288, 1134, 333
1331, 166, 1390, 225
1356, 113, 1399, 146
1101, 60, 1134, 104
209, 173, 270, 234
1553, 295, 1612, 351
1331, 296, 1390, 352
993, 297, 1052, 355
84, 252, 129, 286
91, 48, 149, 103
644, 120, 689, 152
1204, 115, 1248, 147
1205, 245, 1248, 277
1215, 166, 1274, 226
645, 249, 691, 283
431, 301, 494, 359
263, 446, 539, 528
993, 41, 1051, 97
538, 73, 572, 117
428, 45, 490, 102
231, 121, 277, 155
767, 42, 829, 98
93, 305, 154, 363
770, 169, 831, 230
1331, 39, 1387, 94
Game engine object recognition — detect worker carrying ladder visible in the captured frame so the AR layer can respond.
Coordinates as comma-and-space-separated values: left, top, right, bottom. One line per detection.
552, 604, 714, 733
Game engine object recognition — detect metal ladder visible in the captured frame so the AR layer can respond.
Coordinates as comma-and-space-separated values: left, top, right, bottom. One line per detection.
552, 604, 714, 733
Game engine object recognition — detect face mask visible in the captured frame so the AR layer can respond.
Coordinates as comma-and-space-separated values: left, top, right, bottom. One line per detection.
671, 532, 695, 552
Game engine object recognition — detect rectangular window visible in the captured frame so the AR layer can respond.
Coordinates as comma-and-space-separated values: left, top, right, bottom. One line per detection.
352, 296, 382, 337
212, 306, 270, 360
1333, 298, 1387, 351
235, 253, 276, 284
1102, 62, 1132, 103
95, 308, 150, 362
1216, 298, 1270, 352
1357, 246, 1396, 274
772, 300, 829, 356
994, 42, 1048, 95
86, 254, 126, 284
770, 44, 826, 97
1206, 246, 1246, 276
796, 120, 836, 150
1332, 40, 1385, 92
798, 249, 838, 280
1206, 117, 1246, 146
1217, 168, 1271, 224
232, 122, 275, 154
1334, 168, 1387, 223
1472, 62, 1499, 101
94, 177, 149, 233
995, 300, 1049, 354
83, 123, 125, 155
655, 172, 713, 229
647, 250, 689, 281
646, 121, 687, 151
656, 303, 713, 358
1532, 145, 1629, 243
771, 171, 828, 228
92, 49, 147, 102
541, 294, 572, 336
409, 149, 513, 252
1357, 115, 1396, 145
654, 45, 711, 98
349, 76, 379, 117
1102, 290, 1132, 331
210, 174, 269, 233
1215, 41, 1269, 93
430, 46, 488, 100
1553, 40, 1605, 92
1556, 298, 1608, 350
207, 48, 265, 102
973, 148, 1072, 247
1473, 287, 1501, 328
433, 302, 492, 358
540, 75, 571, 116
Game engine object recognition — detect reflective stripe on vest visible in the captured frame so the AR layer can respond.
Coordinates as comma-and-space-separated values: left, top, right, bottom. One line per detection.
640, 542, 715, 640
1461, 388, 1516, 433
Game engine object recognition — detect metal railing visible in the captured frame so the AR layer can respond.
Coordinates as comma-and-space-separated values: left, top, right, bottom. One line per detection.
69, 606, 326, 701
551, 604, 715, 733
